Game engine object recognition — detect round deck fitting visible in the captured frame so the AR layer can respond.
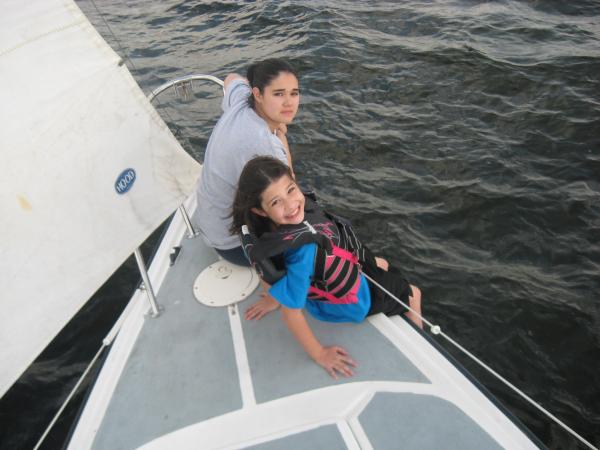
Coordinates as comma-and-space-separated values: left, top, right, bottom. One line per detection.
193, 260, 259, 307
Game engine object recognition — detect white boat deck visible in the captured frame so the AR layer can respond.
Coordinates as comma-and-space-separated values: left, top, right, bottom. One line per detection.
70, 208, 541, 450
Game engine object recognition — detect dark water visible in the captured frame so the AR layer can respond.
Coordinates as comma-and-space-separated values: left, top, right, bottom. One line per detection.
1, 1, 599, 449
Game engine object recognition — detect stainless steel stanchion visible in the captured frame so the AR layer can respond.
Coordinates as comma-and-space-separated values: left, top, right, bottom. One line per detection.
134, 247, 161, 317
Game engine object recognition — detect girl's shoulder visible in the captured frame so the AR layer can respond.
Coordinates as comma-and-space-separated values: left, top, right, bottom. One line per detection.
223, 73, 247, 89
223, 77, 250, 111
284, 242, 317, 264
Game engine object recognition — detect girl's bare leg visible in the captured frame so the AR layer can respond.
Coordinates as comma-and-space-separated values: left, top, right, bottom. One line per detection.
405, 285, 423, 329
375, 256, 389, 271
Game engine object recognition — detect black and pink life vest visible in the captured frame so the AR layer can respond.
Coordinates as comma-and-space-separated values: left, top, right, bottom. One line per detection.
241, 197, 367, 304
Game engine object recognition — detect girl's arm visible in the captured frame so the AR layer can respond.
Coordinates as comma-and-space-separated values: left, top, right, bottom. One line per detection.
275, 124, 293, 173
271, 245, 355, 377
280, 306, 356, 379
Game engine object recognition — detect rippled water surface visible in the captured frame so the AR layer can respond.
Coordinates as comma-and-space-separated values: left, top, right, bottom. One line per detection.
1, 1, 599, 448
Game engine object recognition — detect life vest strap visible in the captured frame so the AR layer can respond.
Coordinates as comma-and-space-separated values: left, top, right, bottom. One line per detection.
312, 244, 359, 290
308, 285, 358, 304
309, 242, 361, 303
325, 263, 359, 298
331, 245, 359, 264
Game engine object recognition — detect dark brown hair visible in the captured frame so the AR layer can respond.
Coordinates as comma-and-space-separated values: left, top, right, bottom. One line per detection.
230, 156, 294, 237
247, 58, 298, 109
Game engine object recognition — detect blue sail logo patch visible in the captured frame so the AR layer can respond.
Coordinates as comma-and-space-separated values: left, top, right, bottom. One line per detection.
115, 168, 136, 194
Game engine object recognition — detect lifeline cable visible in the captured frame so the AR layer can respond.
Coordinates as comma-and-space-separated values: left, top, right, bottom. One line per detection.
31, 281, 145, 449
362, 271, 598, 450
33, 344, 107, 450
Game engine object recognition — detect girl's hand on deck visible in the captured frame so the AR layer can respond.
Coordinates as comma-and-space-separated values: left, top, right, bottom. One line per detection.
244, 291, 280, 320
375, 256, 389, 271
315, 346, 357, 379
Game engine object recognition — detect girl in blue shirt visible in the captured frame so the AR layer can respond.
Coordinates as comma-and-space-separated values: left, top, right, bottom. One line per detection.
230, 156, 423, 379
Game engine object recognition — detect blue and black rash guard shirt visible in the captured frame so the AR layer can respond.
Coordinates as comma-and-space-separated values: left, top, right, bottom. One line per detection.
269, 243, 371, 323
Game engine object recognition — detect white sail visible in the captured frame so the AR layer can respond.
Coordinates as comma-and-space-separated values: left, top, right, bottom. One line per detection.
0, 0, 201, 397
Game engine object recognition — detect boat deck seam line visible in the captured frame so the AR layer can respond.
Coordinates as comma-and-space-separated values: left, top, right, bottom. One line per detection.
336, 419, 362, 450
347, 416, 373, 450
228, 303, 256, 407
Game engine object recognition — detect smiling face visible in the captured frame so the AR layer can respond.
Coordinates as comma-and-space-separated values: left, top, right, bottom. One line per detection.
252, 71, 300, 131
251, 174, 305, 227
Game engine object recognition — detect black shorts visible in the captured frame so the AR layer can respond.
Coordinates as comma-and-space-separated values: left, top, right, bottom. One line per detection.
215, 246, 251, 267
361, 249, 412, 317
